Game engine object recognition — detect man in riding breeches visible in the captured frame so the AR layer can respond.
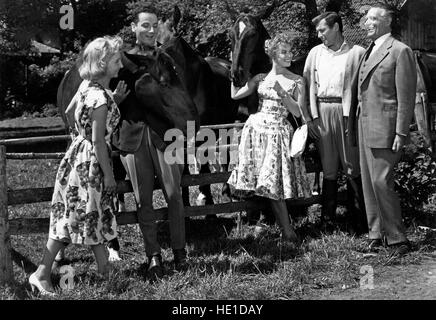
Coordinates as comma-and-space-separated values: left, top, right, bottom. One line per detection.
113, 9, 187, 279
302, 11, 368, 234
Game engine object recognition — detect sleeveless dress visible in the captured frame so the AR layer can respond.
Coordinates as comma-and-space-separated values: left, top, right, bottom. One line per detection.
228, 74, 311, 200
49, 81, 120, 245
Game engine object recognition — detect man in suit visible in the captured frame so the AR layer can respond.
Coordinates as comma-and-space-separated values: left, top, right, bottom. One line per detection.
348, 3, 417, 256
302, 11, 368, 235
112, 8, 188, 277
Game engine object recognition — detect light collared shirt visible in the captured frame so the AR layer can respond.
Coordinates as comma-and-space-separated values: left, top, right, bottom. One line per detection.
316, 40, 351, 98
368, 32, 391, 59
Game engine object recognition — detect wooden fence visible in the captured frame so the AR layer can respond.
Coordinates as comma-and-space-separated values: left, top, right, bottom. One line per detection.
0, 122, 332, 284
2, 105, 435, 284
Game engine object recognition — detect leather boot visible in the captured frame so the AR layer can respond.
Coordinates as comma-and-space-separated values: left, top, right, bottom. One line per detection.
173, 248, 188, 271
146, 254, 163, 280
321, 179, 338, 223
346, 176, 368, 236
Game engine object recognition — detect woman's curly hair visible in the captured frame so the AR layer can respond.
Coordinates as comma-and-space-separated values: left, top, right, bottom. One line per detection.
265, 32, 295, 60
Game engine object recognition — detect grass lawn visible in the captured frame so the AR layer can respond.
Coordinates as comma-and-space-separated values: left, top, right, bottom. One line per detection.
1, 158, 436, 300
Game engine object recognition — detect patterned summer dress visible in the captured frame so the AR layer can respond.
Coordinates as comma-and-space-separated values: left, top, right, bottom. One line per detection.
228, 74, 311, 200
49, 81, 120, 245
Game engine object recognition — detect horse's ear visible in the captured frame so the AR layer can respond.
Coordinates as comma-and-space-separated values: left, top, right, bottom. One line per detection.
173, 5, 181, 32
256, 0, 279, 20
223, 0, 238, 22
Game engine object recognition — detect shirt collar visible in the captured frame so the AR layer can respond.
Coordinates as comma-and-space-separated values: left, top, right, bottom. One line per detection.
374, 33, 391, 47
321, 39, 350, 55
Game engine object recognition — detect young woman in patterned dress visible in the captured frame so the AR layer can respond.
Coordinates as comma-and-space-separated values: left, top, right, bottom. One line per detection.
29, 36, 128, 296
228, 32, 312, 244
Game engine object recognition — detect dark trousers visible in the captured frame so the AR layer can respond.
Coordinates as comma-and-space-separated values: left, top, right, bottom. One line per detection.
358, 118, 407, 245
121, 126, 185, 256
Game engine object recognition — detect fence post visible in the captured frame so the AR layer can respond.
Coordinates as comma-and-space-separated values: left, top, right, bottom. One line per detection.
0, 145, 13, 284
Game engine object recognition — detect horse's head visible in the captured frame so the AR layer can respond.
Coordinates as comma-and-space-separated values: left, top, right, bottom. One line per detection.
227, 1, 278, 87
123, 49, 199, 135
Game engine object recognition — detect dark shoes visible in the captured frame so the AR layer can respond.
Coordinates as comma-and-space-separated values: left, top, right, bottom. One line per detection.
367, 238, 385, 252
146, 254, 163, 280
388, 241, 411, 258
367, 238, 411, 257
173, 248, 189, 271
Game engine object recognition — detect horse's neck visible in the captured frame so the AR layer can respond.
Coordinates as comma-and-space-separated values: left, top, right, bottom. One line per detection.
253, 51, 271, 75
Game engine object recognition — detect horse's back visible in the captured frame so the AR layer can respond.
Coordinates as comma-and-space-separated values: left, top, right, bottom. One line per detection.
57, 65, 83, 129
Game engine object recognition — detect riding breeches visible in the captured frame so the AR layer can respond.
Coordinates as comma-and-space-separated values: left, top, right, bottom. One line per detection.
120, 126, 185, 255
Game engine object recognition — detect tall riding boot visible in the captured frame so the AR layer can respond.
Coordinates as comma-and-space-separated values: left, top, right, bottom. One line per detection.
321, 179, 338, 223
346, 176, 369, 236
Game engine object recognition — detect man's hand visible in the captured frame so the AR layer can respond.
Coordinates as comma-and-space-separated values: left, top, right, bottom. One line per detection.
113, 80, 130, 105
307, 118, 321, 141
392, 134, 406, 152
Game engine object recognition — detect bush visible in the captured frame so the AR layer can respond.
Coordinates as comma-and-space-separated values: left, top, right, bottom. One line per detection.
395, 131, 436, 222
0, 52, 78, 119
27, 52, 77, 105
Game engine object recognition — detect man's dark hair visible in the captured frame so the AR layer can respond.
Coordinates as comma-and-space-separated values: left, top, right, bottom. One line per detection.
312, 11, 343, 33
132, 7, 158, 24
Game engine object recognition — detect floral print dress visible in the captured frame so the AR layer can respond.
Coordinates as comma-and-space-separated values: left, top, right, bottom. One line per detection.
228, 74, 311, 200
49, 81, 120, 245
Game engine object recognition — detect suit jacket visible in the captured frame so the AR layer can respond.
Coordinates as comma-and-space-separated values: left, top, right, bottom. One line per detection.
303, 42, 365, 119
348, 35, 417, 148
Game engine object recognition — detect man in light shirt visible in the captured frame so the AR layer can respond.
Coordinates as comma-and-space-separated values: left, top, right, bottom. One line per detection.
348, 3, 417, 256
302, 11, 368, 234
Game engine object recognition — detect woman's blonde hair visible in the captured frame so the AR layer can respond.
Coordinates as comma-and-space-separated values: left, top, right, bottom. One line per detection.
79, 36, 123, 80
266, 32, 295, 60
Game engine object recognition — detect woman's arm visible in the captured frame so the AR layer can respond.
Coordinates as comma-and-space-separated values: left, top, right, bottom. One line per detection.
91, 105, 117, 194
274, 79, 303, 118
231, 74, 261, 100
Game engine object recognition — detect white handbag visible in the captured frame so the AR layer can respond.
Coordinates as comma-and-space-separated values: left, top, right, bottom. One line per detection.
290, 116, 308, 158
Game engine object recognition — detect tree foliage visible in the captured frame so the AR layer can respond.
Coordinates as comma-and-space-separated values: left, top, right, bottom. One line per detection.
0, 0, 417, 119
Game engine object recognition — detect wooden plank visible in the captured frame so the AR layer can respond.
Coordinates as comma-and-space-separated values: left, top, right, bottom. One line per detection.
0, 123, 245, 148
200, 123, 245, 130
8, 164, 321, 206
9, 192, 348, 236
0, 127, 67, 140
6, 152, 65, 160
7, 172, 233, 205
0, 135, 71, 146
0, 145, 13, 284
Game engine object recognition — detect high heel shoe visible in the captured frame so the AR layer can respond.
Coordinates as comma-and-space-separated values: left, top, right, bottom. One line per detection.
29, 273, 57, 297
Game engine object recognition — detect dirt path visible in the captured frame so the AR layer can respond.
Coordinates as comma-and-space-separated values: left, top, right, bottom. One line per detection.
309, 252, 436, 300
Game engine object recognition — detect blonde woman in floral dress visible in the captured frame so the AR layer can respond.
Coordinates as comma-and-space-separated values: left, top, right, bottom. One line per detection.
29, 36, 128, 296
228, 32, 311, 244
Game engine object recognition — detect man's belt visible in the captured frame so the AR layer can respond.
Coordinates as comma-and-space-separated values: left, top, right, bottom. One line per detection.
317, 97, 342, 103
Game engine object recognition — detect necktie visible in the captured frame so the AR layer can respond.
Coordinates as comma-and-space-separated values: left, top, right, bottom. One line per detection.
364, 42, 375, 61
